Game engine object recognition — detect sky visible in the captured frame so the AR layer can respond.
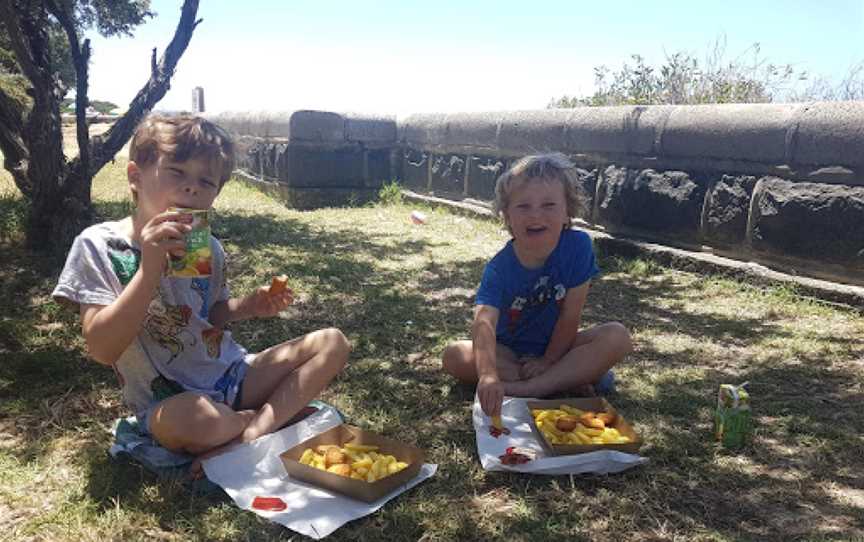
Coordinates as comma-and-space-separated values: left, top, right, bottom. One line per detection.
85, 0, 864, 118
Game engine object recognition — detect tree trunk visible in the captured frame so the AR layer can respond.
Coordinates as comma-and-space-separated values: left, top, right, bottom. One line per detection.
1, 0, 201, 256
26, 166, 96, 256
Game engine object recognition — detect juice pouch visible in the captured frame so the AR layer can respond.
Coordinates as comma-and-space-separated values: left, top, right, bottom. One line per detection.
167, 207, 212, 278
714, 382, 752, 449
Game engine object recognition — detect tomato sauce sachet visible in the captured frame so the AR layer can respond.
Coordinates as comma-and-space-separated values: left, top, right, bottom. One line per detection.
252, 496, 287, 512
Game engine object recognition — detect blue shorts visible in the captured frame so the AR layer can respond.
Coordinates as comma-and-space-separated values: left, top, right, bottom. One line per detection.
138, 354, 255, 436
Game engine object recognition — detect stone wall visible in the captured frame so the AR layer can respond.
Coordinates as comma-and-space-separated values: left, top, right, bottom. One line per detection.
211, 110, 398, 209
398, 103, 864, 287
213, 103, 864, 288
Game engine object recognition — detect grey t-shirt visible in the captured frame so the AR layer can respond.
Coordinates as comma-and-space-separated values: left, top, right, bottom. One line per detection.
52, 220, 248, 418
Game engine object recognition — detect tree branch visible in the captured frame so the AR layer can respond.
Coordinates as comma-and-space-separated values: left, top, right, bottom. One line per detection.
0, 1, 39, 84
0, 85, 31, 196
0, 0, 63, 200
0, 83, 24, 134
87, 0, 201, 175
46, 0, 90, 178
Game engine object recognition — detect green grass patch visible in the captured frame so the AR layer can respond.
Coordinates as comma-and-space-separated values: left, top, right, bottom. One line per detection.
1, 165, 863, 541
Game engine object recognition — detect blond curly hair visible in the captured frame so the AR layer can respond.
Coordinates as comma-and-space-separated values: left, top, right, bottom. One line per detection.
493, 153, 586, 232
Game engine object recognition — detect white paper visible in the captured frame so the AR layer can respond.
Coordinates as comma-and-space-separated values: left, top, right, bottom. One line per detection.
203, 406, 437, 539
473, 395, 648, 475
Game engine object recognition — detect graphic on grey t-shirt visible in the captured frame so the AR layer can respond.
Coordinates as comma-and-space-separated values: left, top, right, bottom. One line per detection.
143, 297, 196, 364
51, 220, 248, 418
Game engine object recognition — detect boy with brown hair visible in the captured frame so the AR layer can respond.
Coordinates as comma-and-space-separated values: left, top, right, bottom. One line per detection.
53, 114, 349, 467
442, 153, 632, 418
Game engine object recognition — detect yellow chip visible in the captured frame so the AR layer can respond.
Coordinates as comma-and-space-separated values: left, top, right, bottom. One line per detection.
344, 443, 379, 453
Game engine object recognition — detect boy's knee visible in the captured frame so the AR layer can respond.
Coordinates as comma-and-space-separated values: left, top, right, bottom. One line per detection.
151, 393, 227, 451
441, 341, 470, 375
605, 322, 633, 356
441, 344, 457, 373
320, 327, 350, 368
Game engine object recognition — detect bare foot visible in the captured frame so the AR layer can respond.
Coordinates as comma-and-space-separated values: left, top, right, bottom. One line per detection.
187, 409, 256, 480
240, 403, 276, 443
188, 438, 239, 480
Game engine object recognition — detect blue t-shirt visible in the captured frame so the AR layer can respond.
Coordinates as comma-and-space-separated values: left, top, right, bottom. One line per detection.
475, 229, 599, 357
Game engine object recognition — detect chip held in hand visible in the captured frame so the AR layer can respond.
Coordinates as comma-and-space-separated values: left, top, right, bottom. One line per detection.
269, 275, 289, 295
489, 415, 510, 438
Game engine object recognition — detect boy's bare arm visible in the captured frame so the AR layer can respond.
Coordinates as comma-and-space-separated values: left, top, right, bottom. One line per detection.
473, 304, 504, 416
208, 297, 249, 328
472, 305, 500, 377
80, 269, 163, 365
81, 211, 190, 365
542, 281, 590, 363
209, 286, 294, 328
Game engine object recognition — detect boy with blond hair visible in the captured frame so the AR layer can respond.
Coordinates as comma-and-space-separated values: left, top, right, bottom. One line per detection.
53, 114, 348, 468
442, 153, 632, 418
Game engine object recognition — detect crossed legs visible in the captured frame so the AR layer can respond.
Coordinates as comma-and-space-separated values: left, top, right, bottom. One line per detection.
441, 322, 632, 397
149, 327, 349, 455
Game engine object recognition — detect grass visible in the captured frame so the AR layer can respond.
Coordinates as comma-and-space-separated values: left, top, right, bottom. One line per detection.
1, 162, 864, 541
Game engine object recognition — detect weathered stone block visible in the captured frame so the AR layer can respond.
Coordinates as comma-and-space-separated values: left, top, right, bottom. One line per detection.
563, 106, 672, 155
402, 149, 428, 190
497, 110, 569, 155
467, 156, 506, 200
283, 145, 364, 188
596, 167, 706, 236
749, 178, 864, 265
365, 148, 393, 187
346, 115, 397, 143
661, 103, 797, 163
401, 113, 498, 150
702, 175, 757, 245
573, 168, 598, 221
235, 136, 261, 175
284, 110, 345, 142
429, 153, 466, 195
261, 143, 283, 182
793, 101, 864, 168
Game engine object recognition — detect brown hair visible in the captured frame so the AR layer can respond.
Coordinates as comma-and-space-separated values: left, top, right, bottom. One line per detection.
493, 153, 586, 231
129, 113, 236, 186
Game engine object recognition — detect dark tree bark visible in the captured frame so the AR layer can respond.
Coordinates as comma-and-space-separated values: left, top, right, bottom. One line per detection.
0, 0, 201, 255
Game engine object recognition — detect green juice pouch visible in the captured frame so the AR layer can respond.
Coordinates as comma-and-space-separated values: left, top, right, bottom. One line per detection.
714, 382, 752, 449
167, 207, 212, 278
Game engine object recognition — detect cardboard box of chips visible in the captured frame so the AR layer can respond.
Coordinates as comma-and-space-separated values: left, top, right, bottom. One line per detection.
280, 424, 425, 503
526, 397, 642, 456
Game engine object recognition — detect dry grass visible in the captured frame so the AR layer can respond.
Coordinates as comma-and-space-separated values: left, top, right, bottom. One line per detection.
1, 164, 863, 541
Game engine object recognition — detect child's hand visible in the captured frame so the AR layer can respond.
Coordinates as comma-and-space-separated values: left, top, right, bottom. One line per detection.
477, 373, 504, 417
241, 284, 295, 319
519, 356, 554, 380
139, 210, 192, 277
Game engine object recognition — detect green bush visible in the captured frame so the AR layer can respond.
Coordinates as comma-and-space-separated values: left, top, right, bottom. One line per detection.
378, 181, 403, 205
550, 37, 864, 107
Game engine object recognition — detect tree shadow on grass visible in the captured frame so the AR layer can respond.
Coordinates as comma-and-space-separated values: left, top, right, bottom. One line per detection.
3, 202, 864, 541
364, 256, 864, 541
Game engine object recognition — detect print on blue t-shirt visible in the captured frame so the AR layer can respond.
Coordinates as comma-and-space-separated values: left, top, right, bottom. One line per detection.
191, 277, 210, 319
475, 230, 599, 357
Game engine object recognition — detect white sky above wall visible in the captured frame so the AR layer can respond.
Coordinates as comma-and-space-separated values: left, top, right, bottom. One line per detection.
85, 0, 864, 118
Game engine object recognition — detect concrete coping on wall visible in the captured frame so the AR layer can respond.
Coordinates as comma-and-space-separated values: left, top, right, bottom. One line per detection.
398, 102, 864, 171
400, 190, 864, 310
208, 110, 397, 144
